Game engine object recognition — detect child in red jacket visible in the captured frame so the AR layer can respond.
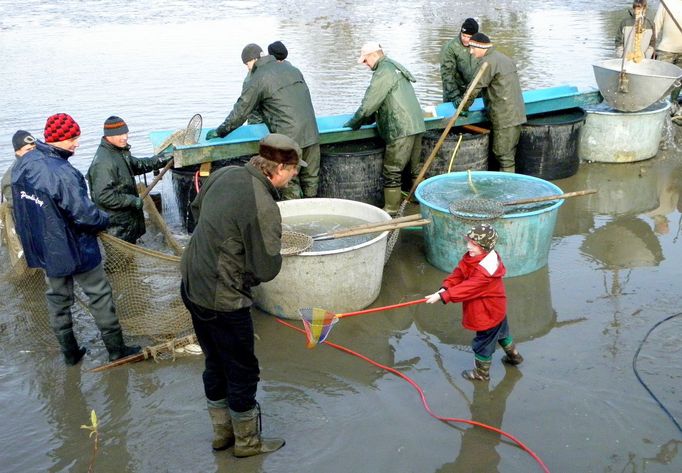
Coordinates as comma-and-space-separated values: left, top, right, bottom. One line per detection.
425, 223, 523, 381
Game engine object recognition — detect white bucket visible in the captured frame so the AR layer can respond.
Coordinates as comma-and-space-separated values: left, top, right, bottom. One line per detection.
252, 198, 391, 319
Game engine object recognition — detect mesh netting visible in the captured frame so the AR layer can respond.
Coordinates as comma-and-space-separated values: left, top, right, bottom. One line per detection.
0, 201, 194, 359
281, 231, 313, 256
448, 198, 505, 221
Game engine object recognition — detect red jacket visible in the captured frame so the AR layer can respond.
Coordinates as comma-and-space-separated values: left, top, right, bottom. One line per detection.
439, 250, 507, 331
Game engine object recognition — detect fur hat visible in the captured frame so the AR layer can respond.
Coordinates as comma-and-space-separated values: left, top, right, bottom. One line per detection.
268, 41, 288, 61
259, 133, 307, 167
466, 223, 498, 251
469, 32, 492, 49
44, 113, 81, 143
461, 18, 479, 35
241, 43, 263, 64
12, 130, 36, 151
103, 116, 129, 136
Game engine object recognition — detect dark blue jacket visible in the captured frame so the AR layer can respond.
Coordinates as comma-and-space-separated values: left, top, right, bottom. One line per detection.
11, 141, 109, 277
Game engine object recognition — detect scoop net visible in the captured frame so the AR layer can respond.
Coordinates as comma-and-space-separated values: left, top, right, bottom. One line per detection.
299, 308, 339, 348
448, 198, 505, 221
281, 231, 313, 256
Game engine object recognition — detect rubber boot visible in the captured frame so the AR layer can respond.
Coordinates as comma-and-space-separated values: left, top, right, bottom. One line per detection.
500, 165, 515, 173
230, 403, 285, 458
383, 187, 403, 216
461, 358, 491, 381
101, 331, 141, 362
208, 407, 234, 451
501, 343, 524, 365
56, 331, 86, 366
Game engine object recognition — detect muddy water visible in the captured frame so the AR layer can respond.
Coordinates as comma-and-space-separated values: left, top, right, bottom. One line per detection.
1, 1, 682, 472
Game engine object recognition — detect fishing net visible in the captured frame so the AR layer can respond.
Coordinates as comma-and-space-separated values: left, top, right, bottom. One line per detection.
298, 307, 339, 348
281, 230, 313, 256
448, 198, 505, 221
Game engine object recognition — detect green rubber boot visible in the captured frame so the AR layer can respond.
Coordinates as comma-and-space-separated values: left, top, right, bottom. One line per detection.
501, 343, 524, 365
208, 406, 234, 451
383, 187, 403, 216
230, 404, 285, 458
461, 358, 491, 381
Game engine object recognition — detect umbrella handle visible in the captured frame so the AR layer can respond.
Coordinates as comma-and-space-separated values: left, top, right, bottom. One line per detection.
336, 298, 428, 319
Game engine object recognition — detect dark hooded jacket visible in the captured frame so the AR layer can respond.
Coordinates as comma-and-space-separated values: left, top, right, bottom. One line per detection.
87, 138, 168, 243
216, 55, 319, 148
11, 141, 109, 277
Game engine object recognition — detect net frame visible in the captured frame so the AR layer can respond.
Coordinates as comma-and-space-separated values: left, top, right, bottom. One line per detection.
183, 114, 203, 145
448, 198, 505, 221
281, 231, 313, 256
298, 307, 339, 348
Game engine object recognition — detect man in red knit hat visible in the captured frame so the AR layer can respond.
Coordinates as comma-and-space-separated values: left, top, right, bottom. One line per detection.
11, 113, 140, 366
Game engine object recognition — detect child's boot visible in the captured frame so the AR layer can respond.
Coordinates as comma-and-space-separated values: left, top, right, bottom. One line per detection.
461, 358, 491, 381
501, 343, 524, 365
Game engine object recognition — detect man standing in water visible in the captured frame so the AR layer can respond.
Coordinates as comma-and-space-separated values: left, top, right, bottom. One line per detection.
11, 113, 140, 365
441, 18, 481, 105
87, 116, 171, 243
343, 42, 426, 215
181, 134, 305, 457
463, 33, 526, 173
205, 43, 320, 199
654, 0, 682, 121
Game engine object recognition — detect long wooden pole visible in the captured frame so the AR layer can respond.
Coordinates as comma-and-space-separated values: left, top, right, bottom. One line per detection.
139, 158, 174, 200
503, 189, 597, 206
402, 61, 490, 206
314, 218, 431, 241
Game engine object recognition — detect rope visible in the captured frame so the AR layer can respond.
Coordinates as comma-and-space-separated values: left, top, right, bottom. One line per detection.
632, 312, 682, 434
276, 318, 550, 472
447, 134, 464, 173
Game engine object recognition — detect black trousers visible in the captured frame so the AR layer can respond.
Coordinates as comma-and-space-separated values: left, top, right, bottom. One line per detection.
181, 284, 259, 413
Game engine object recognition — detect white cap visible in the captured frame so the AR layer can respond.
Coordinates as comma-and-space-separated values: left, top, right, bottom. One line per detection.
357, 42, 382, 63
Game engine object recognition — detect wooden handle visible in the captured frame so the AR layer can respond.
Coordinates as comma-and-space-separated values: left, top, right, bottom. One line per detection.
314, 218, 430, 241
139, 158, 174, 200
336, 298, 428, 319
503, 189, 598, 206
462, 124, 490, 134
403, 61, 490, 205
311, 214, 423, 239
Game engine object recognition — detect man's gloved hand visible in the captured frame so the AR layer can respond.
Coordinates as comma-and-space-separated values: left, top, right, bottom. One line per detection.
134, 197, 144, 210
205, 129, 220, 140
343, 117, 362, 131
154, 153, 173, 166
425, 289, 445, 304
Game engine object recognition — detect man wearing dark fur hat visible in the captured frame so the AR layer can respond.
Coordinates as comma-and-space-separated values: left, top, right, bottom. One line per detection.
206, 43, 320, 200
463, 33, 526, 173
181, 133, 306, 458
440, 18, 481, 104
87, 116, 172, 243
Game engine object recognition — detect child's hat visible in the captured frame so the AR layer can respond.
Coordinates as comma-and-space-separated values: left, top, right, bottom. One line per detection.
466, 223, 498, 251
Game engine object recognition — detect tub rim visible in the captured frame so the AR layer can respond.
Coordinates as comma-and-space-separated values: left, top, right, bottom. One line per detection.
415, 171, 565, 219
278, 197, 391, 256
583, 100, 671, 116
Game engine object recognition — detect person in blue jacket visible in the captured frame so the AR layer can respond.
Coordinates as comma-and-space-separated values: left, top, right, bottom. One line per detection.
11, 113, 140, 366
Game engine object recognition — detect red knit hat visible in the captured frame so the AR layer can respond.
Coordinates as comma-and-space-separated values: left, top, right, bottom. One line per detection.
44, 113, 81, 143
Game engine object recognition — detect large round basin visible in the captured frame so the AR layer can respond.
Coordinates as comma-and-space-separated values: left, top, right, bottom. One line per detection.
415, 172, 564, 277
252, 198, 391, 319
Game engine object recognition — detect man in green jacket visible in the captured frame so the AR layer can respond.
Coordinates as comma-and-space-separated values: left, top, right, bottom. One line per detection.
463, 33, 526, 173
441, 18, 481, 105
344, 42, 426, 215
180, 133, 305, 458
87, 116, 171, 243
206, 43, 320, 200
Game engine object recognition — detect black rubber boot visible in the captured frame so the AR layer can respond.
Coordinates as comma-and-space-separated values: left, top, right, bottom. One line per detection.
230, 403, 285, 458
56, 331, 86, 366
501, 343, 524, 365
101, 331, 141, 362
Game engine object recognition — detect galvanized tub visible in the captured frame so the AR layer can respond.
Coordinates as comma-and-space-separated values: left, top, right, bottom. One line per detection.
593, 58, 682, 112
415, 172, 564, 277
578, 101, 670, 163
252, 198, 391, 319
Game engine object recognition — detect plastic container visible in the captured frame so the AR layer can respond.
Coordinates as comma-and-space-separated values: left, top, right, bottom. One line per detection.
318, 139, 385, 207
420, 128, 489, 177
252, 198, 391, 319
516, 108, 585, 180
415, 171, 564, 277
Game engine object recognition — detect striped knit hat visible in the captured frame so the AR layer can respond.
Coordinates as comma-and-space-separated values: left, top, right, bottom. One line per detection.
44, 113, 81, 143
469, 33, 492, 49
103, 116, 129, 136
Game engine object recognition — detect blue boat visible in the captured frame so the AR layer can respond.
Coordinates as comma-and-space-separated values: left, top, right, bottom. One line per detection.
149, 85, 603, 167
